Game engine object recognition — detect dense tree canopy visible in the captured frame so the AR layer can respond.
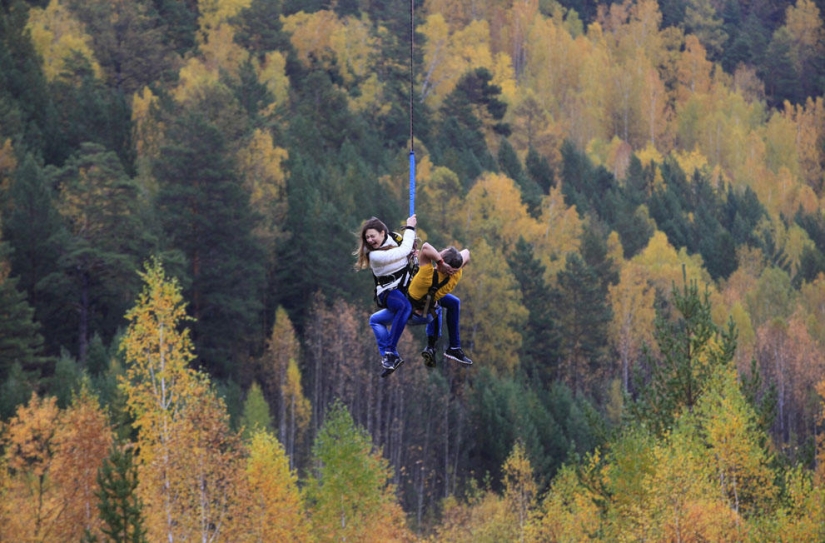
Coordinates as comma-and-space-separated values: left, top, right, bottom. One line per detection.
3, 0, 825, 538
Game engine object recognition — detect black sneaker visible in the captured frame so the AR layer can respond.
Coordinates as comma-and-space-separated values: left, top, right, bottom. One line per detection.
421, 346, 437, 367
380, 353, 404, 378
444, 347, 472, 365
381, 353, 396, 370
391, 353, 404, 369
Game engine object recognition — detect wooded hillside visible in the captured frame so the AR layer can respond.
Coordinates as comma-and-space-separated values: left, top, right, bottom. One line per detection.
2, 0, 825, 540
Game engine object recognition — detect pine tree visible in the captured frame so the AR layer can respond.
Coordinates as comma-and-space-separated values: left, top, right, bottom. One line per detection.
154, 97, 266, 378
525, 144, 554, 194
47, 142, 146, 363
498, 137, 542, 217
0, 247, 51, 386
511, 237, 559, 386
631, 271, 738, 436
433, 68, 504, 186
2, 154, 66, 355
96, 445, 147, 543
553, 251, 612, 396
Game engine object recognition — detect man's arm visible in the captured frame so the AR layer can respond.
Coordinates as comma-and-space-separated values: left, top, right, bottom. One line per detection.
419, 242, 456, 275
417, 242, 440, 266
459, 249, 470, 268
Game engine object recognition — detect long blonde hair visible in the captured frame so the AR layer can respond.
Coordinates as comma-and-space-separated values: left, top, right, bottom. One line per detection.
353, 217, 388, 271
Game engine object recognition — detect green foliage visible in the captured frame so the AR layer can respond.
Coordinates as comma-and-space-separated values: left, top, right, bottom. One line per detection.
433, 68, 503, 186
0, 361, 34, 419
148, 0, 197, 55
48, 348, 82, 408
2, 154, 65, 353
469, 370, 601, 493
498, 138, 542, 217
154, 98, 266, 378
525, 144, 555, 194
64, 0, 175, 98
631, 273, 738, 436
647, 160, 745, 279
0, 1, 60, 158
96, 444, 147, 543
553, 251, 613, 396
0, 253, 51, 385
306, 400, 404, 541
511, 238, 559, 386
240, 381, 273, 439
763, 27, 802, 108
232, 0, 291, 58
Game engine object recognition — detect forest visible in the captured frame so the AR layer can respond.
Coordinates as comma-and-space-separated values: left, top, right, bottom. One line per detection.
2, 0, 825, 539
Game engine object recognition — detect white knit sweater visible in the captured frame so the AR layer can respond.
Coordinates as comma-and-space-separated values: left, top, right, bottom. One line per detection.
370, 228, 416, 297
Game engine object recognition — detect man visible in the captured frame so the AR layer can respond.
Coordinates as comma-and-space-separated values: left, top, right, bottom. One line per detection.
406, 242, 472, 367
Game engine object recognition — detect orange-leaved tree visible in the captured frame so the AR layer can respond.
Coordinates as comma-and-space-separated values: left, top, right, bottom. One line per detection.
1, 393, 62, 542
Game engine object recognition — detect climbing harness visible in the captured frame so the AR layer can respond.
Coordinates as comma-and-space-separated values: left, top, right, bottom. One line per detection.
409, 266, 450, 318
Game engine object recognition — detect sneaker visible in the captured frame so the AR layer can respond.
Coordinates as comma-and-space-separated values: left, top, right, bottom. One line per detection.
421, 345, 437, 368
383, 352, 404, 369
444, 347, 473, 365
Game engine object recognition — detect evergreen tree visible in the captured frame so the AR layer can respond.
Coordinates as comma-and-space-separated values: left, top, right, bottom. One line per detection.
511, 238, 559, 386
763, 27, 803, 107
432, 68, 505, 187
724, 184, 767, 247
630, 273, 738, 436
232, 0, 292, 58
96, 445, 147, 543
48, 349, 82, 408
559, 139, 616, 218
498, 138, 542, 217
64, 0, 175, 98
553, 251, 612, 396
721, 6, 770, 73
0, 1, 61, 160
0, 361, 34, 419
50, 52, 135, 171
148, 0, 197, 55
2, 154, 64, 353
44, 143, 147, 362
154, 98, 266, 378
0, 249, 52, 385
525, 145, 554, 194
227, 59, 275, 122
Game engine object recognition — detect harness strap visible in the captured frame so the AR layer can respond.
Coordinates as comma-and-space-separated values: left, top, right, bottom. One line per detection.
413, 268, 450, 316
375, 267, 408, 287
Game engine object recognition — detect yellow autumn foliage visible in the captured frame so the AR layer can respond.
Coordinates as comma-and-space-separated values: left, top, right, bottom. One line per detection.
27, 0, 102, 81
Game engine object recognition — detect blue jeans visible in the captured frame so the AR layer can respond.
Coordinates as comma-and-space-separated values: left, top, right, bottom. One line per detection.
407, 294, 462, 348
369, 289, 412, 356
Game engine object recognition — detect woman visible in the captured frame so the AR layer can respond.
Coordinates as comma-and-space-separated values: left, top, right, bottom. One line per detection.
354, 215, 417, 371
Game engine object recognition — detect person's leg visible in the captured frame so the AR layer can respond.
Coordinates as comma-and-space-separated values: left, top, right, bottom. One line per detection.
421, 307, 441, 367
440, 294, 472, 365
425, 305, 442, 342
369, 308, 394, 357
385, 289, 412, 355
439, 294, 461, 348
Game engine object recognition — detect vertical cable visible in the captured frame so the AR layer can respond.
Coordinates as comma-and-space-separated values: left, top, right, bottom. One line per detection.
409, 0, 416, 216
